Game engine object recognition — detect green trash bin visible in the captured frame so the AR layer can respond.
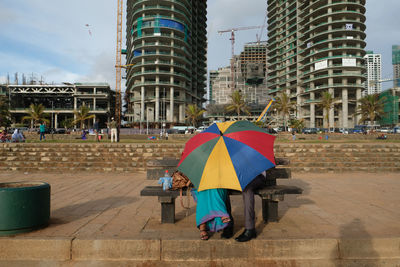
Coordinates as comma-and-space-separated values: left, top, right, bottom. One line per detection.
0, 182, 50, 236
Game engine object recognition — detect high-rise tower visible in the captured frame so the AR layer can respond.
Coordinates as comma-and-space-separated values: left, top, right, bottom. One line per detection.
267, 0, 367, 128
364, 51, 382, 95
125, 0, 207, 125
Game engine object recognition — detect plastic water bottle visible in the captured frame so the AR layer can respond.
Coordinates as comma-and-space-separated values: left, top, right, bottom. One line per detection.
158, 170, 172, 191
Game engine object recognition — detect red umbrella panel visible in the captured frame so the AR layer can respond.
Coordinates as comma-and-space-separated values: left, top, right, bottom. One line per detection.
177, 120, 276, 191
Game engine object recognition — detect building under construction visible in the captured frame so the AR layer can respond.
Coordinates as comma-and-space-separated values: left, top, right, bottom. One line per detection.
267, 0, 367, 128
207, 42, 270, 122
124, 0, 207, 126
0, 83, 115, 128
380, 88, 400, 126
239, 41, 268, 85
210, 42, 269, 105
393, 45, 400, 88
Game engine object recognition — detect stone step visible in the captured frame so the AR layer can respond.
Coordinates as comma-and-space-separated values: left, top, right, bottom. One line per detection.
0, 238, 399, 266
0, 166, 146, 173
291, 166, 400, 172
0, 161, 141, 168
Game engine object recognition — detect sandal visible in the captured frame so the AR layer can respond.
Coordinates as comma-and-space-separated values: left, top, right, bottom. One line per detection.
221, 217, 231, 224
200, 230, 209, 240
199, 224, 209, 240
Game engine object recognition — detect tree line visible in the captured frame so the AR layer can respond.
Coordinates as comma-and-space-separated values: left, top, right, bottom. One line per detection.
0, 91, 388, 130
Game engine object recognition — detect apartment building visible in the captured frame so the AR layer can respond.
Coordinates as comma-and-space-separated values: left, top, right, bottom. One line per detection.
125, 0, 207, 125
267, 0, 367, 128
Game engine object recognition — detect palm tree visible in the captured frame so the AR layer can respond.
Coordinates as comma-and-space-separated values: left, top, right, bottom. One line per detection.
225, 90, 250, 120
22, 103, 49, 127
73, 105, 95, 129
0, 96, 11, 127
317, 91, 335, 129
185, 104, 205, 127
289, 118, 305, 133
357, 94, 385, 126
273, 92, 296, 131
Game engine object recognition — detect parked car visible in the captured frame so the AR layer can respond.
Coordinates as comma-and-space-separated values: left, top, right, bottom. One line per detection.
337, 128, 350, 134
195, 126, 207, 132
378, 127, 392, 133
302, 128, 318, 134
54, 128, 67, 134
393, 127, 400, 134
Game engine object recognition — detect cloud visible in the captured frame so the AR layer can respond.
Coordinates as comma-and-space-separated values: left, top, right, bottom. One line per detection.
1, 0, 399, 92
207, 0, 267, 70
0, 0, 118, 86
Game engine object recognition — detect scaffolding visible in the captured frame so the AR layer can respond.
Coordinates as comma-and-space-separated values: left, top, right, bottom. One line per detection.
393, 45, 400, 87
380, 90, 399, 126
239, 42, 268, 85
393, 45, 400, 65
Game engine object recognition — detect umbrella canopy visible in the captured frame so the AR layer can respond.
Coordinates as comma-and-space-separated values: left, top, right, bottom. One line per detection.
177, 120, 276, 192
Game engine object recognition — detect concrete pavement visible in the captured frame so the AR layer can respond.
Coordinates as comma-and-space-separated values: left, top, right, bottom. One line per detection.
0, 171, 400, 266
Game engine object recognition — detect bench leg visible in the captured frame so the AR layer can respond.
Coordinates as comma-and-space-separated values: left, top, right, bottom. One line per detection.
158, 197, 176, 224
262, 199, 279, 223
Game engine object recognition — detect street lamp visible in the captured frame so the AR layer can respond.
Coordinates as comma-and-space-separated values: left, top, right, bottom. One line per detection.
146, 107, 153, 135
135, 112, 141, 134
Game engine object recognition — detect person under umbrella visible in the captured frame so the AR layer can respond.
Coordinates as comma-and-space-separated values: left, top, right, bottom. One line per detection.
178, 120, 276, 241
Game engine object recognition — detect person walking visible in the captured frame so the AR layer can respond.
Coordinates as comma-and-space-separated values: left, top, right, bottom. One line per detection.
94, 119, 100, 142
39, 122, 46, 141
109, 118, 118, 143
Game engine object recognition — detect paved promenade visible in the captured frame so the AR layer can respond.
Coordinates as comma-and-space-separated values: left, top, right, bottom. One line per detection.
1, 171, 400, 266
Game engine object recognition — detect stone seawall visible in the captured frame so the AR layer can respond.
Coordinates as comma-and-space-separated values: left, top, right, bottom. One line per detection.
1, 143, 400, 173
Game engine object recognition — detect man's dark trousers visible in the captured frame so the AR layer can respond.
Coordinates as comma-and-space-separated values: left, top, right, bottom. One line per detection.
242, 171, 267, 229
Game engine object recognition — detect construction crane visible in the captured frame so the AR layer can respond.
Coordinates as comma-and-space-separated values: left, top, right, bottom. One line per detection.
369, 77, 400, 86
115, 0, 123, 140
256, 98, 275, 122
218, 26, 263, 90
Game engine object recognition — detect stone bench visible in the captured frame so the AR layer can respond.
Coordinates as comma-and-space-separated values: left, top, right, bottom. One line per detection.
141, 158, 303, 223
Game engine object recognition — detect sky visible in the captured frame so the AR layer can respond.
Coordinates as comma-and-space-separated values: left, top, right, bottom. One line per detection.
0, 0, 399, 91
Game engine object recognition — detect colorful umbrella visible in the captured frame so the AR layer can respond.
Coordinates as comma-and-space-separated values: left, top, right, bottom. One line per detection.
177, 120, 276, 192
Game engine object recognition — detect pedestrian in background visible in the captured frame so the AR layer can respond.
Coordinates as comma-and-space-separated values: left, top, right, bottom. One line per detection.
109, 118, 118, 142
94, 119, 100, 142
39, 122, 46, 141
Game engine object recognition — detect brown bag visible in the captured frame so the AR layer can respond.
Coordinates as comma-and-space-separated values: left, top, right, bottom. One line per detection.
171, 171, 192, 190
171, 171, 193, 211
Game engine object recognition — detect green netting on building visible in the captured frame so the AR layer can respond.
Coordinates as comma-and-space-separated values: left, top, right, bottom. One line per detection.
154, 17, 160, 35
379, 90, 399, 126
137, 18, 143, 37
393, 45, 400, 64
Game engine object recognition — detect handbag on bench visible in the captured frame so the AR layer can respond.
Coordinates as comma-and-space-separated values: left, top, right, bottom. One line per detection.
171, 171, 193, 210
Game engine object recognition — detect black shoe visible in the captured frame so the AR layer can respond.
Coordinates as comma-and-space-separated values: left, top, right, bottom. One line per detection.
221, 225, 234, 239
235, 229, 257, 242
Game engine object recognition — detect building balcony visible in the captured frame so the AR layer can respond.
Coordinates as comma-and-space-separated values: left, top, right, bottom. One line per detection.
300, 18, 366, 38
300, 1, 366, 23
129, 70, 191, 81
304, 83, 365, 92
302, 72, 365, 83
130, 81, 189, 90
300, 10, 366, 29
130, 6, 191, 25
